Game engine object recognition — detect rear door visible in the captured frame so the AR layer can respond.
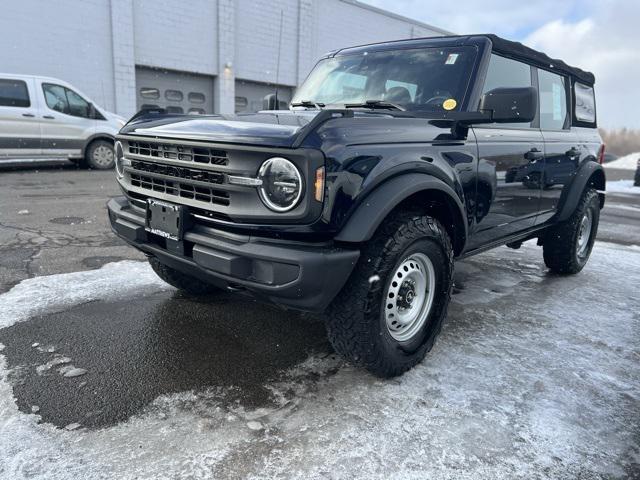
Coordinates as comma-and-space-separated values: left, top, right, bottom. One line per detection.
0, 77, 42, 159
37, 80, 95, 158
536, 68, 579, 224
468, 54, 543, 249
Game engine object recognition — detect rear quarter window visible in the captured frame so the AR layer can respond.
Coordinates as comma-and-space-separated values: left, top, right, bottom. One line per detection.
574, 82, 596, 124
0, 79, 30, 107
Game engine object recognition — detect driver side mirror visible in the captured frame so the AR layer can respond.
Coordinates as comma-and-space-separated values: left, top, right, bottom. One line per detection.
479, 87, 537, 123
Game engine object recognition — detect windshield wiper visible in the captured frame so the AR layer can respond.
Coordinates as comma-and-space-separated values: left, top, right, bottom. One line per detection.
290, 100, 325, 109
344, 100, 406, 111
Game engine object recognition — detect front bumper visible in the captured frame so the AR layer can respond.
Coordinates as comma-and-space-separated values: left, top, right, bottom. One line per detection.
107, 197, 360, 312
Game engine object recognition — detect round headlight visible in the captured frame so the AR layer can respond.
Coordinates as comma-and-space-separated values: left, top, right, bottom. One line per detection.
258, 157, 303, 212
114, 141, 125, 177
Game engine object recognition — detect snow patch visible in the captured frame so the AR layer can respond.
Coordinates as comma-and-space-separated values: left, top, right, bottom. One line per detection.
604, 152, 640, 170
0, 260, 172, 329
606, 180, 640, 195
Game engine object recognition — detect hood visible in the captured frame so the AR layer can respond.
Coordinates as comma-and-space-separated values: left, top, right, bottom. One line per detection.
119, 109, 458, 148
119, 110, 322, 148
102, 109, 127, 128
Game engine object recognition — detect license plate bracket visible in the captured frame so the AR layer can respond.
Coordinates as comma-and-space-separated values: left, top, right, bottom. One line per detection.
146, 199, 186, 241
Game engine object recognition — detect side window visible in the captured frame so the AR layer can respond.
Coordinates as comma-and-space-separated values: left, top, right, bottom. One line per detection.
65, 88, 92, 118
43, 83, 69, 114
574, 82, 596, 123
0, 79, 31, 107
538, 69, 568, 130
482, 54, 531, 93
481, 54, 532, 128
43, 84, 92, 118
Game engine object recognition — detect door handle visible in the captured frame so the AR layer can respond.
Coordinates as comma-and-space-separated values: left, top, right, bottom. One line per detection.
43, 115, 55, 119
524, 148, 543, 162
22, 113, 35, 118
565, 147, 580, 160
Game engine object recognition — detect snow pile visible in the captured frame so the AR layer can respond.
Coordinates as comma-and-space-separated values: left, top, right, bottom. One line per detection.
606, 180, 640, 195
604, 152, 639, 170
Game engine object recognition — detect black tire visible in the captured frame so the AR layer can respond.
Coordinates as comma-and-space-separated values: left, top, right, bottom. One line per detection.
325, 212, 454, 378
85, 139, 115, 170
543, 188, 600, 274
148, 257, 221, 296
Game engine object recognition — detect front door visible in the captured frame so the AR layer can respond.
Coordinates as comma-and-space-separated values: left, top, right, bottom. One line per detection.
0, 77, 41, 159
38, 81, 94, 158
466, 53, 543, 249
469, 127, 544, 248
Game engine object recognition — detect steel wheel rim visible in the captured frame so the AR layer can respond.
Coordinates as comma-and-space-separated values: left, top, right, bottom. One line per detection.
92, 145, 114, 167
576, 209, 593, 258
384, 252, 436, 342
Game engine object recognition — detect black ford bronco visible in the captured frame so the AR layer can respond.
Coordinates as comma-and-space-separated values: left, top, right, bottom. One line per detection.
108, 34, 605, 377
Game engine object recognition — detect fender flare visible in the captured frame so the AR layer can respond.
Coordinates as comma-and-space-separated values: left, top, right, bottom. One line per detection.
334, 173, 468, 252
555, 160, 605, 222
81, 133, 115, 157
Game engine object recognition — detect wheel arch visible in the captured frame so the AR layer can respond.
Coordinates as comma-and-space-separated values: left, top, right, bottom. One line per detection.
82, 134, 115, 158
555, 160, 605, 222
335, 174, 468, 256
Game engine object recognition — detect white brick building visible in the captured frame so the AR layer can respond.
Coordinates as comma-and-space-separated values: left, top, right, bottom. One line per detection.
0, 0, 448, 117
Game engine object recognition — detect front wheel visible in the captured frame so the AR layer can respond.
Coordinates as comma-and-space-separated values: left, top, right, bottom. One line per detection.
85, 139, 115, 170
325, 212, 454, 378
543, 188, 600, 274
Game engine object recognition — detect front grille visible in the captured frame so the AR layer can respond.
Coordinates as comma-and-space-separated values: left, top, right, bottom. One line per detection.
130, 172, 230, 206
128, 140, 228, 166
130, 159, 224, 185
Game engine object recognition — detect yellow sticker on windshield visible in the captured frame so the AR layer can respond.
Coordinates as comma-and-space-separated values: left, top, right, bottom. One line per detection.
443, 98, 457, 111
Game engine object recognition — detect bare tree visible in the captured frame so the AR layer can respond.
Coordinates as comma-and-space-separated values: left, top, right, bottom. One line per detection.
599, 128, 640, 157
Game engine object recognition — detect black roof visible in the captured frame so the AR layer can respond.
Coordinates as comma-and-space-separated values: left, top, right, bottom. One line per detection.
483, 34, 595, 85
334, 34, 595, 86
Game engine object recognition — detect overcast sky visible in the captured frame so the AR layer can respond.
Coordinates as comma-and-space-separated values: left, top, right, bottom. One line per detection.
361, 0, 639, 130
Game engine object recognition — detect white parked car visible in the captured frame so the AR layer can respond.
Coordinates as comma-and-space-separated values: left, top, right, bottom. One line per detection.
0, 74, 126, 169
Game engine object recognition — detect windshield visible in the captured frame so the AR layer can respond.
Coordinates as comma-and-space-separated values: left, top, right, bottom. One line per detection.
292, 46, 477, 112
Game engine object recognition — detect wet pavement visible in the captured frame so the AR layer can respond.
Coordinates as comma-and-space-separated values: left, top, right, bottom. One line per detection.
0, 290, 328, 429
0, 166, 639, 479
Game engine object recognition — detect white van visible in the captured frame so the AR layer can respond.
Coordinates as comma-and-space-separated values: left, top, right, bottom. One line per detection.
0, 74, 126, 169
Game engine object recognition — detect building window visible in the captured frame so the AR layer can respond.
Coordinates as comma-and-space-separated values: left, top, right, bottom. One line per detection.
140, 87, 160, 99
538, 69, 568, 130
188, 92, 206, 104
140, 104, 160, 110
188, 107, 206, 115
165, 90, 183, 102
166, 106, 184, 114
0, 79, 30, 107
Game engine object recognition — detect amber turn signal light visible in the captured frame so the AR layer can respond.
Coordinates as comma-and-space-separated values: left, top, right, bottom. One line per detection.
314, 166, 325, 202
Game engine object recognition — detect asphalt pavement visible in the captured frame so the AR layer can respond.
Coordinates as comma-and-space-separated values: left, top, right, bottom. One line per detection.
0, 164, 638, 479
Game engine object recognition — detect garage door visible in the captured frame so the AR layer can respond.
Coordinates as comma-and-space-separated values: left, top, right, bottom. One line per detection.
135, 67, 214, 115
235, 80, 292, 113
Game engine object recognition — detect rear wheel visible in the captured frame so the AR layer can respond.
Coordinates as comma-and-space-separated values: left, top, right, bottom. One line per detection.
325, 211, 454, 378
543, 188, 600, 274
85, 139, 115, 170
148, 257, 221, 296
